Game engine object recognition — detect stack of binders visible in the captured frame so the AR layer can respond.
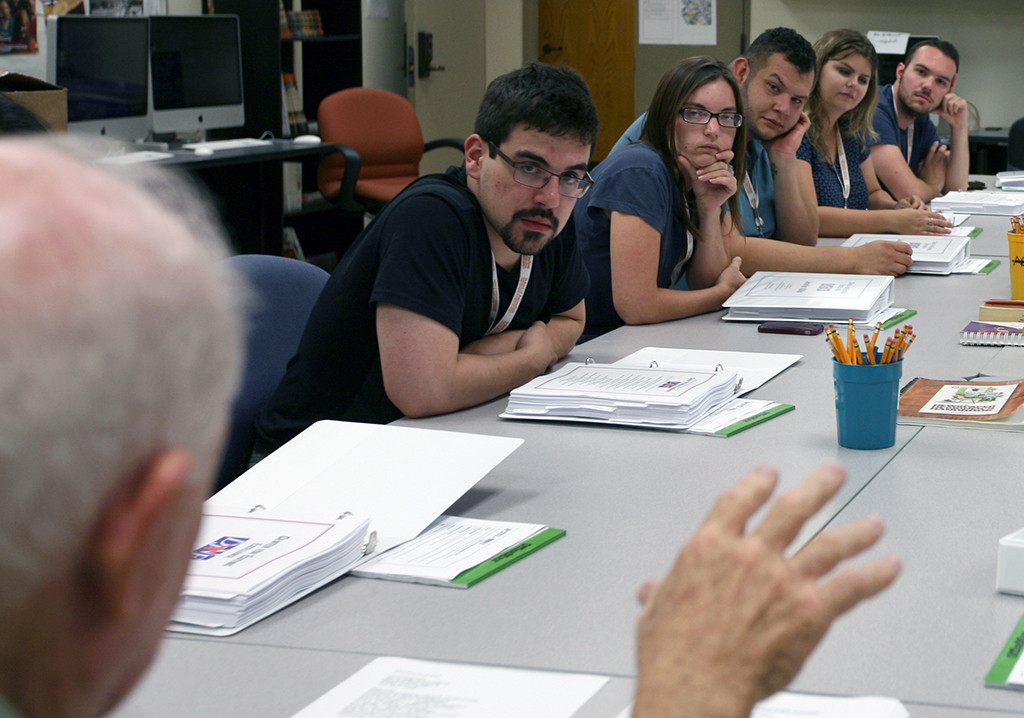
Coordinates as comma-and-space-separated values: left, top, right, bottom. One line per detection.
502, 362, 739, 430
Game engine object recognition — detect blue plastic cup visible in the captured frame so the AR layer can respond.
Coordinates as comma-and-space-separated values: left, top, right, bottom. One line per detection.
833, 355, 903, 449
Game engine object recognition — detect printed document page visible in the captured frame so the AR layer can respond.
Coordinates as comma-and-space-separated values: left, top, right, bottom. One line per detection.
290, 657, 607, 718
613, 347, 801, 395
613, 691, 907, 718
352, 515, 545, 585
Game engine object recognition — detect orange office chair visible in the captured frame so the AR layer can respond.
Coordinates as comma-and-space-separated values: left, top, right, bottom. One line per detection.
316, 87, 464, 214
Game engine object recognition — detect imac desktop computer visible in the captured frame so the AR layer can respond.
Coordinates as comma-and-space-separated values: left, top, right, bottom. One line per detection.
46, 16, 150, 142
148, 15, 245, 139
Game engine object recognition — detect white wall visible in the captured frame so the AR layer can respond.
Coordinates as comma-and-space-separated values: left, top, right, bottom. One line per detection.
750, 0, 1024, 127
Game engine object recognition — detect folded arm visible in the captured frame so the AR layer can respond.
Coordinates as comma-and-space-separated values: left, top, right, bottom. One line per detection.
377, 301, 583, 417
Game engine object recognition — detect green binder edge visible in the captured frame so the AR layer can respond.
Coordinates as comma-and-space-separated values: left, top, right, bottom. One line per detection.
986, 612, 1024, 685
882, 308, 917, 329
450, 528, 566, 588
714, 403, 795, 437
969, 227, 984, 238
978, 259, 1001, 275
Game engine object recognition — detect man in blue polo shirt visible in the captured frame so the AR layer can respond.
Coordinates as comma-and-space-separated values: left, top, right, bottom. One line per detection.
870, 39, 969, 202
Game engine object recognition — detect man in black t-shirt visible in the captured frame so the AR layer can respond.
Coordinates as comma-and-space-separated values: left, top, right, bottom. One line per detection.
254, 63, 599, 452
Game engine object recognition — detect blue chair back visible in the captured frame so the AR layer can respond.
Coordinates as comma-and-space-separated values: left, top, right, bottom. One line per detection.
215, 255, 330, 490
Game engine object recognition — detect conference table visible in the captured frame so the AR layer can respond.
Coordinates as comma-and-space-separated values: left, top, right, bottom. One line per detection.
111, 211, 1022, 718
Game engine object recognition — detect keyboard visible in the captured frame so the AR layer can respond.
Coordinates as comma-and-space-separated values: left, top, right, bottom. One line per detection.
99, 150, 175, 165
181, 138, 274, 152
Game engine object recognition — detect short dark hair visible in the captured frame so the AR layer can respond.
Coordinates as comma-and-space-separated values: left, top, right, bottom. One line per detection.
745, 27, 816, 76
0, 95, 47, 134
474, 62, 599, 152
904, 39, 960, 72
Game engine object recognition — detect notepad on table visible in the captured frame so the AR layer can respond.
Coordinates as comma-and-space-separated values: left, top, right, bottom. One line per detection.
898, 378, 1024, 431
931, 190, 1024, 215
352, 515, 565, 588
843, 234, 971, 274
960, 321, 1024, 346
721, 272, 895, 323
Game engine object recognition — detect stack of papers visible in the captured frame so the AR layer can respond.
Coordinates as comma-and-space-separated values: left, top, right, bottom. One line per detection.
722, 272, 895, 323
174, 510, 370, 635
931, 190, 1024, 215
502, 362, 739, 430
995, 171, 1024, 190
353, 515, 565, 588
170, 420, 524, 635
843, 234, 971, 274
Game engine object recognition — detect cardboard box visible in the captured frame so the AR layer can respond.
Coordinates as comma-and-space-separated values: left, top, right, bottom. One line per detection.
0, 72, 68, 132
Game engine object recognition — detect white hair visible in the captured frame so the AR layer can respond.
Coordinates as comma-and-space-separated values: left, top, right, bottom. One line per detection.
0, 139, 245, 610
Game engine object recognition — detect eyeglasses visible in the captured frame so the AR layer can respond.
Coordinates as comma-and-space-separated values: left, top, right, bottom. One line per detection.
679, 107, 744, 129
489, 143, 594, 199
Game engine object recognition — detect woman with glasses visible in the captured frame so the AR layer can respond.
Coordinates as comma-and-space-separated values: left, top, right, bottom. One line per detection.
574, 56, 748, 340
796, 29, 952, 237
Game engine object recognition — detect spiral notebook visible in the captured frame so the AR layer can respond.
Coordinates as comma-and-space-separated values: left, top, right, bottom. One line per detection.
960, 321, 1024, 346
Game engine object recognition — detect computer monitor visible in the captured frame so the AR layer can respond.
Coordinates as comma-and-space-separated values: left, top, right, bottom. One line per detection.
148, 15, 244, 137
46, 16, 150, 141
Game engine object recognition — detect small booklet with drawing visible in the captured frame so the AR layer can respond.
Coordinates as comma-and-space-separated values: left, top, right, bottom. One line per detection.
898, 378, 1024, 430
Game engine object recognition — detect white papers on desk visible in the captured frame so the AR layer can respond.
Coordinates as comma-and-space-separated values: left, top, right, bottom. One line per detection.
722, 272, 895, 322
352, 515, 547, 587
290, 656, 607, 718
207, 420, 523, 555
172, 510, 370, 636
170, 421, 523, 635
938, 211, 970, 226
613, 347, 802, 394
843, 233, 971, 274
996, 170, 1024, 189
501, 362, 738, 430
613, 691, 908, 718
931, 190, 1024, 215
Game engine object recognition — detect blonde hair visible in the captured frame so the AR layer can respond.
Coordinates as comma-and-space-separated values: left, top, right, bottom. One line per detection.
806, 29, 879, 160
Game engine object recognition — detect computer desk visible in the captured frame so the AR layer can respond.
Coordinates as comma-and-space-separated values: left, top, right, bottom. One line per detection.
110, 221, 1022, 718
146, 140, 338, 256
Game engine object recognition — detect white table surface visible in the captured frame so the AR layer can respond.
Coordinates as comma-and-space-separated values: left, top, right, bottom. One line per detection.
110, 232, 1022, 717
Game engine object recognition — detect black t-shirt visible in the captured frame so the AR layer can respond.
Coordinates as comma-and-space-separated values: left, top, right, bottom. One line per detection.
254, 166, 589, 450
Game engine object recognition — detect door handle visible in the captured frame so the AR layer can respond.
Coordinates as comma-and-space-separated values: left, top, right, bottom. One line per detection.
542, 44, 563, 54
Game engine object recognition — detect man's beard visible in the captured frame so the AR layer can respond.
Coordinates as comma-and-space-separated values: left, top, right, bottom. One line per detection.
499, 208, 560, 256
897, 83, 930, 120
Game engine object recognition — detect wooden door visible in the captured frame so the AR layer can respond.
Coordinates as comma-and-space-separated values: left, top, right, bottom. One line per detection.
539, 0, 635, 162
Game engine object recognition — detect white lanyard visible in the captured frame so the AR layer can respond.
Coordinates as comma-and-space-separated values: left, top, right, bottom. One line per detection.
669, 229, 694, 285
893, 91, 912, 164
833, 126, 851, 209
742, 173, 765, 235
486, 253, 533, 335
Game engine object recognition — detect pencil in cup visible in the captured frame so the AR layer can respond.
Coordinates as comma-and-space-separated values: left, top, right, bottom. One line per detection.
826, 320, 914, 364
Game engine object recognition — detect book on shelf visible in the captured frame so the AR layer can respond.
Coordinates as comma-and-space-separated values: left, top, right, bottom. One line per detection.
721, 271, 895, 323
842, 234, 971, 274
898, 377, 1024, 431
960, 320, 1024, 346
931, 190, 1024, 215
980, 300, 1024, 323
281, 72, 308, 137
